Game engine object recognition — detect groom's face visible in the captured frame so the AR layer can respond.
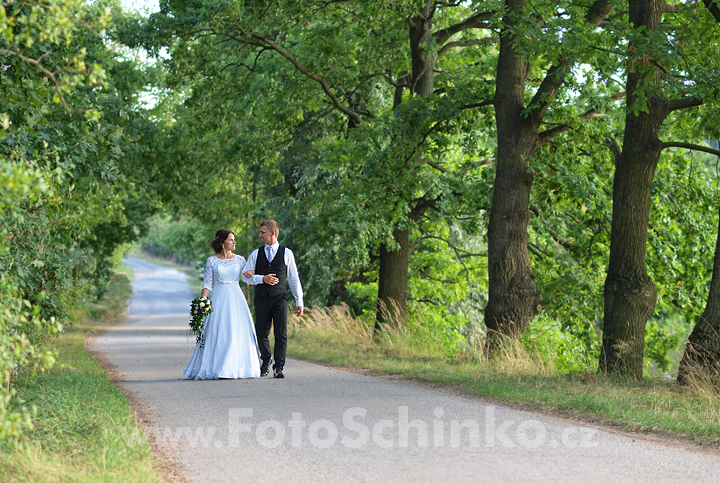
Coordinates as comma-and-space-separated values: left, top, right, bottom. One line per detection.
258, 226, 275, 245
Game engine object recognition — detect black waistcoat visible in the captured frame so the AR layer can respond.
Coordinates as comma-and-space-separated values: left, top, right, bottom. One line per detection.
255, 245, 287, 298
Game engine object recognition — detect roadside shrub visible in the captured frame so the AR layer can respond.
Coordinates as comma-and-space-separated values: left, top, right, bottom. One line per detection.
0, 278, 62, 440
520, 314, 600, 374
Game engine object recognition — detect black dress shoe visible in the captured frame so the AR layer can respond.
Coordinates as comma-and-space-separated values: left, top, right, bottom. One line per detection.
273, 367, 284, 379
260, 362, 270, 377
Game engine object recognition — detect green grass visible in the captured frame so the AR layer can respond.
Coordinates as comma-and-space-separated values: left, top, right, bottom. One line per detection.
0, 272, 166, 483
114, 261, 135, 283
287, 306, 720, 447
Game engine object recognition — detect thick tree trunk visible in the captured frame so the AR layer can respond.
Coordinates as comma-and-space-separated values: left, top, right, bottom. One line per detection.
484, 0, 543, 348
484, 1, 612, 350
376, 229, 410, 329
678, 209, 720, 383
599, 112, 662, 377
599, 0, 664, 378
409, 8, 435, 97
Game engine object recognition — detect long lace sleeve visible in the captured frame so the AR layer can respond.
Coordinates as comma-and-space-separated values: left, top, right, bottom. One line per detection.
202, 257, 214, 291
236, 256, 247, 281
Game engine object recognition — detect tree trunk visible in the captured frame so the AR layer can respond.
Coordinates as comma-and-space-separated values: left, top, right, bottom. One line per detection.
678, 208, 720, 383
376, 229, 410, 329
599, 0, 665, 378
484, 1, 612, 349
374, 6, 435, 331
409, 7, 436, 98
484, 0, 542, 348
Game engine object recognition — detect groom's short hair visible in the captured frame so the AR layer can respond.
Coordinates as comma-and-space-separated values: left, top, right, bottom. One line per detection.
260, 219, 279, 237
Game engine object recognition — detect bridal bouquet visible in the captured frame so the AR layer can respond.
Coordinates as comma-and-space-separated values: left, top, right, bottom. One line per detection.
189, 296, 213, 347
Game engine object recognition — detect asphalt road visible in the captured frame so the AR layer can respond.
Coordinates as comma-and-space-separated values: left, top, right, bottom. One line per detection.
89, 256, 720, 482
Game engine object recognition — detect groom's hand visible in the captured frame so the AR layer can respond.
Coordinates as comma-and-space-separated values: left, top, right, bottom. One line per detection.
262, 273, 279, 285
296, 306, 304, 317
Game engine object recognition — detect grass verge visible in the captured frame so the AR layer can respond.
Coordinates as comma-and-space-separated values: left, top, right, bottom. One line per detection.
287, 305, 720, 449
0, 267, 168, 483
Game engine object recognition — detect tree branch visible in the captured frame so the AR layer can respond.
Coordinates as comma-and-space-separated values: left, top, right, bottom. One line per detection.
417, 235, 485, 281
661, 2, 683, 13
416, 298, 443, 305
411, 66, 427, 94
433, 1, 464, 7
530, 206, 576, 251
537, 92, 625, 146
0, 48, 78, 113
279, 106, 335, 145
528, 242, 546, 260
538, 124, 571, 145
344, 72, 399, 106
427, 156, 493, 176
528, 0, 614, 125
660, 142, 720, 157
422, 0, 436, 21
433, 12, 493, 44
401, 121, 442, 166
409, 195, 436, 220
585, 0, 616, 23
578, 91, 627, 120
427, 161, 448, 173
250, 34, 363, 124
437, 37, 499, 59
459, 157, 494, 176
460, 99, 495, 110
605, 136, 622, 162
665, 96, 703, 113
394, 72, 409, 108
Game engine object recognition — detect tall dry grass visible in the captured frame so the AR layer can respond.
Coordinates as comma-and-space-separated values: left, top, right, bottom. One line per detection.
290, 303, 375, 344
679, 368, 720, 421
290, 303, 558, 377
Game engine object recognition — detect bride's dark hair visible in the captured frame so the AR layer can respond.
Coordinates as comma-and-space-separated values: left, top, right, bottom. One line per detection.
211, 229, 234, 254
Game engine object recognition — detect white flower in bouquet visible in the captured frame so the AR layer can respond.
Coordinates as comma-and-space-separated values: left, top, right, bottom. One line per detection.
189, 296, 213, 347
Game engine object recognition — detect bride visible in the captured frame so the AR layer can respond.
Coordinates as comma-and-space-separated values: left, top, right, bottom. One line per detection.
183, 229, 261, 379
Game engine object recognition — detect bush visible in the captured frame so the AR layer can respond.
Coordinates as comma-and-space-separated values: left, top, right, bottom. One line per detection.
520, 314, 600, 374
140, 215, 211, 265
0, 278, 63, 440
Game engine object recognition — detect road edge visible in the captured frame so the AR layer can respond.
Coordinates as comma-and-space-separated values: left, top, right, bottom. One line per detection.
86, 326, 195, 483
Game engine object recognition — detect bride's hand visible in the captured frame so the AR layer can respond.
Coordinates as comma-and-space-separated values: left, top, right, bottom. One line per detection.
243, 270, 255, 278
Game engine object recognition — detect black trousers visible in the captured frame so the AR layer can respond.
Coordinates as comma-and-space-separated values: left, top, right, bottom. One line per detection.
255, 294, 288, 369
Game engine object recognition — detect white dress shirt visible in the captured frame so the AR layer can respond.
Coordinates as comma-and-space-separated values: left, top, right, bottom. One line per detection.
242, 242, 304, 307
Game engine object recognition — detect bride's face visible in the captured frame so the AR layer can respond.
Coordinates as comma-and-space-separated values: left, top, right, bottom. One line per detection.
223, 234, 236, 251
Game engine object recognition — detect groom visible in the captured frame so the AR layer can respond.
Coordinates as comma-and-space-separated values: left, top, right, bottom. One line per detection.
242, 220, 303, 378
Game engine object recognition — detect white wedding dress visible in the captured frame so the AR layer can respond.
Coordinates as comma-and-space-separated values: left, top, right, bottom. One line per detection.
183, 255, 261, 379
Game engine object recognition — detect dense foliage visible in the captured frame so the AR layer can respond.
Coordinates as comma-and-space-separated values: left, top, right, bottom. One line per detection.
0, 0, 164, 438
